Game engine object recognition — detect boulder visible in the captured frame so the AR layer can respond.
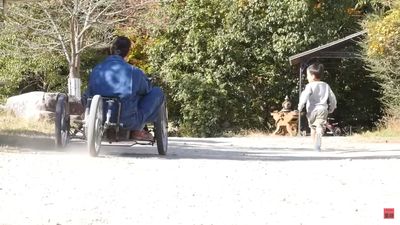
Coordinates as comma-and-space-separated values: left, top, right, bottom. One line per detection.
5, 92, 56, 121
4, 91, 84, 121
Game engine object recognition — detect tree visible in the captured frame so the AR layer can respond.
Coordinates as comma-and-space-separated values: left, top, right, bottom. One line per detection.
148, 0, 372, 137
362, 0, 400, 118
3, 0, 152, 98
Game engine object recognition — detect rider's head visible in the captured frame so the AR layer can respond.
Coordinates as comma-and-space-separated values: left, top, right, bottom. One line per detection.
111, 36, 131, 58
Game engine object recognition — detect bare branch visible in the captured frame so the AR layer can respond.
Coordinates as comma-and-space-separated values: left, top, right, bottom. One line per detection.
77, 3, 93, 40
87, 0, 109, 17
1, 0, 151, 84
61, 3, 73, 16
39, 3, 71, 64
92, 3, 114, 22
76, 40, 100, 54
98, 16, 131, 25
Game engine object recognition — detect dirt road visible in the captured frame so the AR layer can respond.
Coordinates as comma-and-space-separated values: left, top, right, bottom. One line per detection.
1, 136, 400, 225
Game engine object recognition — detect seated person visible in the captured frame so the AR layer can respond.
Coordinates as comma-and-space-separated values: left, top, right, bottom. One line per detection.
83, 36, 164, 140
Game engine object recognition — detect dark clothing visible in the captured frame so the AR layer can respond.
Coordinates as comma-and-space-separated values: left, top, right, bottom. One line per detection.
86, 55, 164, 130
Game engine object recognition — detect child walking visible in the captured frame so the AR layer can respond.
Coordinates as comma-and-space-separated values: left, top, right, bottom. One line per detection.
297, 63, 337, 151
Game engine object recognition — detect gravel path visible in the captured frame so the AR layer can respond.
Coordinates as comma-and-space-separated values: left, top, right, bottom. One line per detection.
0, 136, 400, 225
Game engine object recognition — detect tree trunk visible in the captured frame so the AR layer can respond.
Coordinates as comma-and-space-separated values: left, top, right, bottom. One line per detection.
68, 11, 81, 99
68, 47, 81, 98
68, 56, 81, 99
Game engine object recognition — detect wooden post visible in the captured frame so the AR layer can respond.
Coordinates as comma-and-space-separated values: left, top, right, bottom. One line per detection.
298, 64, 303, 136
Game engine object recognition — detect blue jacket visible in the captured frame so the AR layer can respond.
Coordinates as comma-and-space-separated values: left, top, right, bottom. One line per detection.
86, 55, 151, 129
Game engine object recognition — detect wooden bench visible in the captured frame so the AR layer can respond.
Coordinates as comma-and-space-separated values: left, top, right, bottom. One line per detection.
271, 110, 299, 136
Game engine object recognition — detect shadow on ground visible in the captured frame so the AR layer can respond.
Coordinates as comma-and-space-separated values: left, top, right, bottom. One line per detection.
107, 137, 400, 161
0, 134, 57, 151
1, 135, 400, 162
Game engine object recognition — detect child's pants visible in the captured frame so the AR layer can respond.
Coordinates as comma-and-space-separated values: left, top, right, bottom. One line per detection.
308, 108, 328, 129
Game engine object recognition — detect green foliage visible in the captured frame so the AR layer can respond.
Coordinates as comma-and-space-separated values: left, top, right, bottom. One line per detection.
116, 27, 153, 74
363, 0, 400, 118
148, 0, 369, 136
0, 26, 68, 102
78, 48, 109, 91
319, 57, 382, 128
0, 55, 68, 102
355, 0, 393, 14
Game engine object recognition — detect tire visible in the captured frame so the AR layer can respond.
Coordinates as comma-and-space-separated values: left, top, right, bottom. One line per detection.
83, 103, 90, 139
87, 95, 104, 157
55, 93, 70, 148
154, 99, 168, 155
342, 126, 351, 136
333, 127, 342, 136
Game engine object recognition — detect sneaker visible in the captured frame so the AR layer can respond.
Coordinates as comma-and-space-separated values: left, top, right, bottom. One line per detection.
130, 130, 154, 141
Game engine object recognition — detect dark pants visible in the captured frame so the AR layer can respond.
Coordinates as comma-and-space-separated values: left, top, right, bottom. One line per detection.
135, 87, 165, 130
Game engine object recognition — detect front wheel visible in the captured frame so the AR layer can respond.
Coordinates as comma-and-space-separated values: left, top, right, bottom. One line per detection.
154, 99, 168, 155
87, 95, 104, 157
55, 93, 70, 148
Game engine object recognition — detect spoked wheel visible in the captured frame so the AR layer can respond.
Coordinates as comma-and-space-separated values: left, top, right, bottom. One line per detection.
315, 125, 323, 151
333, 127, 342, 136
154, 99, 168, 155
342, 126, 352, 136
55, 93, 70, 148
87, 95, 104, 157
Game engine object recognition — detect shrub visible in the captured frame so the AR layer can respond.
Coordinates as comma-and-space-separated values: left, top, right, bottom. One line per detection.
148, 0, 373, 136
363, 0, 400, 119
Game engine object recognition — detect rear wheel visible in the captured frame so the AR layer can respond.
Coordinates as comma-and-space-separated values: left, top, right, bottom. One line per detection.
87, 95, 104, 157
342, 126, 352, 136
333, 127, 342, 136
154, 99, 168, 155
55, 93, 70, 148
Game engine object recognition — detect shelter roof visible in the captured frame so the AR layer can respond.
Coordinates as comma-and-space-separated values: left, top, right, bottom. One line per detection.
289, 30, 367, 66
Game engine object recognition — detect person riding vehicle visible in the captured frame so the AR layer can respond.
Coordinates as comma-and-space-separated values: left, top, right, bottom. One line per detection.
83, 36, 165, 141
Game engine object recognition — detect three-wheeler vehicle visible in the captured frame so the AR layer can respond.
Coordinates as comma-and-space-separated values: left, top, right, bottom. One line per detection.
54, 93, 168, 157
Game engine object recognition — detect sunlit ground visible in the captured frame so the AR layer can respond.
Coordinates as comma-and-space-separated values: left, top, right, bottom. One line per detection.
1, 136, 400, 225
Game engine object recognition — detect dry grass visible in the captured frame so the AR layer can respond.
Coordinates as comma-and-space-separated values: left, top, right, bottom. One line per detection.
0, 110, 54, 137
359, 117, 400, 142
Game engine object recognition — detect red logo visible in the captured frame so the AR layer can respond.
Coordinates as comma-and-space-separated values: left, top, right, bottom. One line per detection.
384, 208, 394, 219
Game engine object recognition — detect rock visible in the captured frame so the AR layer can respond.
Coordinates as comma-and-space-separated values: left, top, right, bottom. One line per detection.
4, 91, 82, 121
5, 92, 52, 121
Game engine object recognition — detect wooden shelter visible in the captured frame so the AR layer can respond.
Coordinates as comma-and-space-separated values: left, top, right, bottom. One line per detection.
288, 30, 367, 135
